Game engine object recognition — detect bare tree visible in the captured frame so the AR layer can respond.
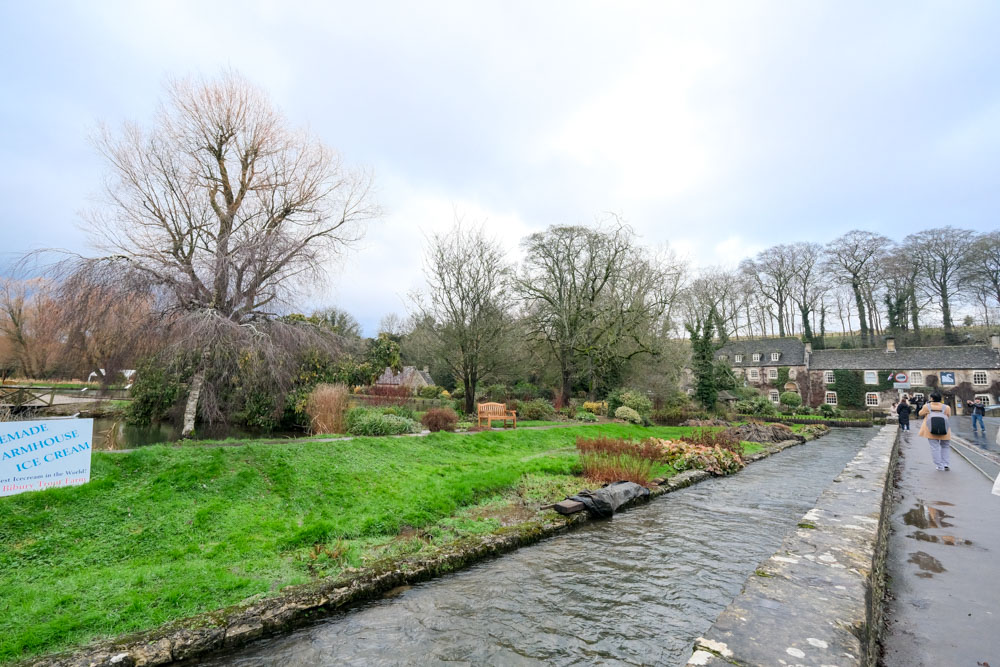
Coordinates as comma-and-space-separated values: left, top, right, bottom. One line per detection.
0, 278, 63, 378
58, 70, 377, 435
962, 231, 1000, 321
789, 242, 825, 344
740, 244, 797, 337
418, 222, 511, 413
904, 226, 972, 342
825, 230, 891, 347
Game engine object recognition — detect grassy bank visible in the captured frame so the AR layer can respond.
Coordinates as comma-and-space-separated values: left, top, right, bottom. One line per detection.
1, 423, 702, 662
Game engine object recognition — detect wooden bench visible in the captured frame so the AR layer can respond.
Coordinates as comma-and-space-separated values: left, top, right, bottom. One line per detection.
477, 401, 517, 429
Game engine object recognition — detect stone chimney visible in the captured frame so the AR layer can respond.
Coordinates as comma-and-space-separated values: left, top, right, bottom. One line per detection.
991, 333, 1000, 351
423, 366, 430, 373
886, 336, 896, 353
804, 341, 812, 354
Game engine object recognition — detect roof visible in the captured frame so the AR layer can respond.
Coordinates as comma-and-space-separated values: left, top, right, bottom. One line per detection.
809, 345, 1000, 371
375, 366, 434, 386
715, 337, 806, 366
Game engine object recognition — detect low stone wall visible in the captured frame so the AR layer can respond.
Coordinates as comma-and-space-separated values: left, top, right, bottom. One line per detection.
27, 436, 819, 667
687, 425, 899, 667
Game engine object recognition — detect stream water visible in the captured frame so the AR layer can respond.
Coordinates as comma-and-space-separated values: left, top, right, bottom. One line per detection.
198, 427, 874, 666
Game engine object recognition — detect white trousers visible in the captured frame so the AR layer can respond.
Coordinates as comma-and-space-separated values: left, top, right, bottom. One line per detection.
928, 439, 951, 468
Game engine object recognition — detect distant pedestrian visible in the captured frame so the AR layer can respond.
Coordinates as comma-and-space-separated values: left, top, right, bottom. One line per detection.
896, 399, 912, 431
912, 394, 926, 413
918, 392, 952, 471
970, 397, 987, 433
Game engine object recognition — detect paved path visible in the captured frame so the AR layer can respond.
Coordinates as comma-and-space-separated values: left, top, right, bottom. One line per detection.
882, 430, 1000, 666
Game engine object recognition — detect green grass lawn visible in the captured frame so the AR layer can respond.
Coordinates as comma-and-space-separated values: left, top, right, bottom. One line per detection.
1, 423, 697, 662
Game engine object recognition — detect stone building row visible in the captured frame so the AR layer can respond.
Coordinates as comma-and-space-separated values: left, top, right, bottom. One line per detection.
713, 334, 1000, 414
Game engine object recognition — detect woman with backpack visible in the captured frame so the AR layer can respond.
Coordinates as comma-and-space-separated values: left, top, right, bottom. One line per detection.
896, 398, 912, 431
918, 392, 952, 470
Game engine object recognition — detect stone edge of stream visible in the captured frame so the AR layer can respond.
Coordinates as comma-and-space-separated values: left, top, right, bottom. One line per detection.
23, 430, 831, 667
687, 424, 900, 667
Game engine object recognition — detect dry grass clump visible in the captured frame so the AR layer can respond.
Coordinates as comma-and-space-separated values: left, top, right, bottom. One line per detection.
576, 436, 664, 486
305, 383, 351, 434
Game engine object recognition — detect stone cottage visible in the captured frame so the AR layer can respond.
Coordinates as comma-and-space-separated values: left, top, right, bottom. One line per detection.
714, 334, 1000, 414
374, 366, 434, 391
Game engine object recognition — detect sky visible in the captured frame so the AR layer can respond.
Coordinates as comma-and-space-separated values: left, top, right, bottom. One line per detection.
1, 1, 999, 335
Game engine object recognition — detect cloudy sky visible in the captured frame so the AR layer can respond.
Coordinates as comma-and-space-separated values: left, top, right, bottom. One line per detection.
2, 1, 999, 334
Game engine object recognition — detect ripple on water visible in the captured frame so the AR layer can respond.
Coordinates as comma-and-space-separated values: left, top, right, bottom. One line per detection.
200, 428, 874, 667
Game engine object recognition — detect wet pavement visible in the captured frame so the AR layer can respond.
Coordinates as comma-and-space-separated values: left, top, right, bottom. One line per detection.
200, 429, 872, 666
882, 430, 1000, 666
949, 414, 1000, 454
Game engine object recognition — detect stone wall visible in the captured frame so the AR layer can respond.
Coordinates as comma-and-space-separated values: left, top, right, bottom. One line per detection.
687, 425, 899, 667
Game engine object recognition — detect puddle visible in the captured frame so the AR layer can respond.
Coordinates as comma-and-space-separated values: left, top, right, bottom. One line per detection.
907, 531, 973, 546
903, 502, 953, 529
931, 501, 954, 506
908, 551, 946, 577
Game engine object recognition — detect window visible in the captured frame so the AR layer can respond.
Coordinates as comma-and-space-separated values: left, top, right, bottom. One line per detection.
825, 392, 838, 405
748, 368, 760, 380
752, 353, 761, 362
975, 394, 992, 406
824, 371, 836, 384
864, 370, 878, 385
973, 371, 988, 386
910, 371, 923, 385
866, 392, 880, 407
719, 354, 728, 361
767, 368, 778, 380
734, 354, 743, 363
770, 352, 780, 361
769, 390, 780, 403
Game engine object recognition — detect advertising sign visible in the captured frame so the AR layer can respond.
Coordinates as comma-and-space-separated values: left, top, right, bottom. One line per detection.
0, 418, 93, 497
940, 371, 956, 386
892, 372, 910, 389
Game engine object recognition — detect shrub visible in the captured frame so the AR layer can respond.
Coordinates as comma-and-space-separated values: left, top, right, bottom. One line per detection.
380, 404, 416, 421
779, 392, 802, 408
439, 389, 451, 399
614, 406, 642, 424
575, 411, 598, 422
451, 386, 465, 399
582, 401, 607, 415
794, 405, 813, 416
483, 383, 508, 401
576, 436, 665, 486
365, 384, 412, 406
520, 398, 555, 421
512, 381, 539, 399
655, 439, 745, 476
421, 407, 459, 432
419, 384, 441, 399
304, 383, 350, 434
345, 407, 419, 436
819, 403, 840, 417
608, 388, 653, 417
734, 395, 777, 416
684, 428, 744, 457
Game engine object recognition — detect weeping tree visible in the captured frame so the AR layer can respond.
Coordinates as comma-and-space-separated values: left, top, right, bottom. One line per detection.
50, 70, 377, 436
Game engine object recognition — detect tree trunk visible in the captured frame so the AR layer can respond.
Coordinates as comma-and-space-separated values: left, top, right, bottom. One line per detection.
799, 305, 812, 343
181, 369, 206, 438
941, 290, 954, 341
464, 377, 475, 415
908, 286, 921, 342
852, 283, 869, 347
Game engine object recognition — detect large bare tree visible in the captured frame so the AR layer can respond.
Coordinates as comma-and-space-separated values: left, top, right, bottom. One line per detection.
962, 231, 1000, 324
824, 230, 890, 347
740, 244, 798, 337
65, 71, 377, 435
418, 223, 511, 413
904, 226, 972, 342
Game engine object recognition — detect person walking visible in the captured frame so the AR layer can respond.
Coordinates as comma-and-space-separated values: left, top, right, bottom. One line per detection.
970, 397, 987, 433
912, 393, 926, 413
918, 392, 952, 470
896, 398, 912, 431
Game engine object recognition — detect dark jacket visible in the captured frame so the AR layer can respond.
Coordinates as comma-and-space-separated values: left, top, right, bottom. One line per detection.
896, 403, 912, 420
971, 403, 986, 417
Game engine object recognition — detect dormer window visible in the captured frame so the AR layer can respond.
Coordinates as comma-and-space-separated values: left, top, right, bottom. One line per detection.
734, 354, 743, 363
752, 353, 761, 362
719, 354, 728, 361
770, 352, 780, 361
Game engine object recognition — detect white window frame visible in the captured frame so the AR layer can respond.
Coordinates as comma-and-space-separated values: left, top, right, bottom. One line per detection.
864, 370, 878, 385
748, 368, 760, 380
825, 392, 838, 405
975, 394, 992, 406
734, 354, 743, 363
770, 352, 780, 361
865, 392, 880, 407
769, 390, 780, 403
909, 370, 923, 385
752, 353, 761, 362
824, 371, 836, 384
767, 368, 778, 380
973, 370, 988, 386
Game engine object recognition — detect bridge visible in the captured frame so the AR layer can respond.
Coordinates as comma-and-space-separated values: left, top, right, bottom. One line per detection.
0, 385, 57, 409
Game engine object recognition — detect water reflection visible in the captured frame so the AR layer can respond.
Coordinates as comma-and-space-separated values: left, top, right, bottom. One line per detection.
91, 417, 305, 450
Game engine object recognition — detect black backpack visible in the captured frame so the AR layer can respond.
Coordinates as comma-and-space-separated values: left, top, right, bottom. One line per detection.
928, 405, 948, 436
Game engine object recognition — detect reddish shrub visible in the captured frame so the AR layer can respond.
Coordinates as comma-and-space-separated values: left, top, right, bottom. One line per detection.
575, 436, 665, 486
421, 407, 459, 432
685, 428, 744, 457
361, 384, 412, 406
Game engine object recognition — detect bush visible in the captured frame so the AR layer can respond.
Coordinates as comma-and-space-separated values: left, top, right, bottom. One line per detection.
575, 411, 598, 422
304, 383, 350, 434
365, 384, 412, 406
576, 436, 664, 486
779, 392, 802, 408
419, 384, 441, 399
483, 383, 508, 401
421, 407, 459, 432
818, 403, 840, 417
608, 389, 653, 417
794, 405, 813, 415
380, 404, 416, 421
520, 398, 555, 421
451, 386, 465, 399
614, 406, 642, 424
582, 401, 607, 415
655, 439, 745, 476
345, 407, 419, 436
734, 395, 777, 416
439, 389, 451, 399
511, 381, 540, 400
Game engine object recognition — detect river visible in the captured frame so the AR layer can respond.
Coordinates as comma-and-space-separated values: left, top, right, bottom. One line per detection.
196, 427, 874, 666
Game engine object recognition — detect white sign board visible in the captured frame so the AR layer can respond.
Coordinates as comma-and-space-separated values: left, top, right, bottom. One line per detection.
0, 418, 93, 497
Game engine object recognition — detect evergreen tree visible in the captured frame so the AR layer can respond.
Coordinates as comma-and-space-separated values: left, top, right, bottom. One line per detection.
687, 307, 719, 408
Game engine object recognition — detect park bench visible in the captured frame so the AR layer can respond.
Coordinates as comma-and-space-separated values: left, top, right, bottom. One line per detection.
477, 401, 517, 429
